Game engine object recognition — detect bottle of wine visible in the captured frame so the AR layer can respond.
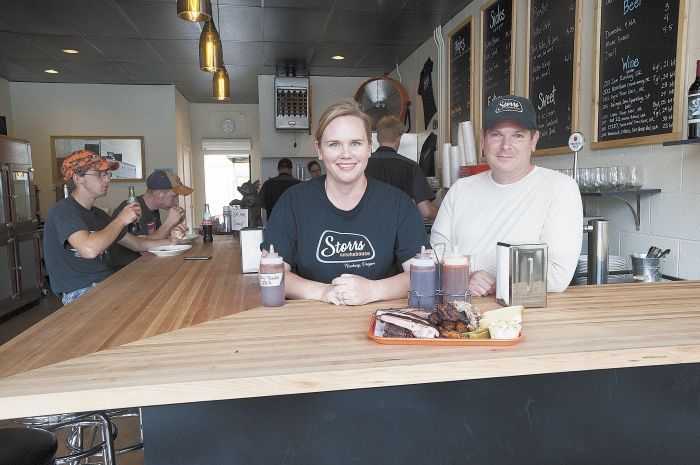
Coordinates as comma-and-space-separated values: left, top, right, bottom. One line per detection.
689, 60, 700, 139
127, 186, 139, 233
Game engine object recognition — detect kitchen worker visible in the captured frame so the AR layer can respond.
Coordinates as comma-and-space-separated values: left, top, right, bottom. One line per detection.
262, 98, 430, 305
108, 169, 191, 270
307, 160, 322, 178
365, 115, 438, 220
43, 151, 179, 304
430, 95, 582, 296
259, 157, 301, 219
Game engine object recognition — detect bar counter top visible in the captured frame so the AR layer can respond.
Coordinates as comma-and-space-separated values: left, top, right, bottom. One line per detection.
0, 235, 699, 420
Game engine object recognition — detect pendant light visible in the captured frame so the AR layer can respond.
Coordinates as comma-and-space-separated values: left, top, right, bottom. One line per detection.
213, 66, 230, 101
199, 19, 223, 72
177, 0, 211, 22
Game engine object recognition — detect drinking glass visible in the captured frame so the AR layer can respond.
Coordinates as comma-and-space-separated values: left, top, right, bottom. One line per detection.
627, 165, 644, 189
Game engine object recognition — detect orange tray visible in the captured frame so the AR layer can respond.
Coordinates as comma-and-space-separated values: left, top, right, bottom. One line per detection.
367, 316, 524, 347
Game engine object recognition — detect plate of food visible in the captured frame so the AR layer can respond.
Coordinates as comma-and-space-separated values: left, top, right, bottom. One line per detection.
367, 301, 524, 346
148, 244, 192, 257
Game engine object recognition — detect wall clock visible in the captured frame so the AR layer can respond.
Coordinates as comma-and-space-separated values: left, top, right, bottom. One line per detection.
222, 119, 235, 134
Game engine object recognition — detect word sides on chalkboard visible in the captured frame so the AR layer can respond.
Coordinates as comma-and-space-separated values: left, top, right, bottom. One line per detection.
527, 0, 580, 154
593, 0, 685, 148
448, 18, 473, 146
481, 0, 515, 115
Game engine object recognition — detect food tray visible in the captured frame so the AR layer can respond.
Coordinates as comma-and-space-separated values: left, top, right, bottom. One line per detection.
367, 316, 524, 347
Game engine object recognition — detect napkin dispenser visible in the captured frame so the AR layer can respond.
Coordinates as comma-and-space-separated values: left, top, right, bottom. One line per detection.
240, 227, 264, 273
496, 242, 548, 308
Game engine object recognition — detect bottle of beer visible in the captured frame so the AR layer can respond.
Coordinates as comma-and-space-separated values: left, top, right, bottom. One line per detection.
127, 186, 139, 234
202, 203, 213, 243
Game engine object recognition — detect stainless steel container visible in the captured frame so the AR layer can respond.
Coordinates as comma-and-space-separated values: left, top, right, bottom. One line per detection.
584, 219, 609, 285
496, 242, 548, 308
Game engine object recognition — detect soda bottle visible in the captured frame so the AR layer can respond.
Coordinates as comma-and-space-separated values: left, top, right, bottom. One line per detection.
202, 203, 213, 243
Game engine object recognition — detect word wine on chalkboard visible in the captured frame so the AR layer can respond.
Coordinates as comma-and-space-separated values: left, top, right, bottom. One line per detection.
593, 0, 686, 148
480, 0, 515, 115
448, 18, 473, 146
527, 0, 580, 155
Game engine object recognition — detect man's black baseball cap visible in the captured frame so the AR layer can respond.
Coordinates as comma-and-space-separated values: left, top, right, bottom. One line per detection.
482, 95, 538, 131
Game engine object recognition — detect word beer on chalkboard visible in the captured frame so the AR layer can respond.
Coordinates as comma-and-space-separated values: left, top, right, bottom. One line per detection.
448, 18, 473, 146
527, 0, 580, 154
480, 0, 515, 119
593, 0, 686, 148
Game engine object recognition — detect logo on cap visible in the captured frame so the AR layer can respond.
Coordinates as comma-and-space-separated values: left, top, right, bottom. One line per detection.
495, 99, 524, 113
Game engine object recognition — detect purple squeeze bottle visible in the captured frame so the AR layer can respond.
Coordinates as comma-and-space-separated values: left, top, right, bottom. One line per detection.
409, 246, 437, 309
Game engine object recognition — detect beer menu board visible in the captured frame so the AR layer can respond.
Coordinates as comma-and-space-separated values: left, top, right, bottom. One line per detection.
527, 0, 579, 153
448, 19, 472, 146
481, 0, 514, 110
594, 0, 683, 146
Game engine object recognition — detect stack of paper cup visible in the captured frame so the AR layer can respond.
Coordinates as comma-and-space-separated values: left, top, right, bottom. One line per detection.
457, 124, 468, 166
459, 121, 478, 165
441, 143, 451, 187
450, 146, 461, 185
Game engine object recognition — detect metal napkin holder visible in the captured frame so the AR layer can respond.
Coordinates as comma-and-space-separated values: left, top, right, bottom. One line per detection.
496, 242, 548, 308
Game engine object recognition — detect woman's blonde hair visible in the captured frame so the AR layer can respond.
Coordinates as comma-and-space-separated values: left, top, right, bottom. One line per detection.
315, 98, 372, 143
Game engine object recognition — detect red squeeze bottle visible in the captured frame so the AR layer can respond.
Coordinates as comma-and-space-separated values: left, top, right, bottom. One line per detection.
259, 245, 285, 307
441, 252, 471, 302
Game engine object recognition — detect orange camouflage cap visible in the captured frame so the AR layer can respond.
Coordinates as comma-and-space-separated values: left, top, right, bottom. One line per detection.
61, 150, 120, 181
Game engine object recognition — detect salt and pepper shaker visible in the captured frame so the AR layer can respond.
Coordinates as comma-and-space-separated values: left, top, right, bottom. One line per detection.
409, 246, 437, 309
259, 244, 285, 307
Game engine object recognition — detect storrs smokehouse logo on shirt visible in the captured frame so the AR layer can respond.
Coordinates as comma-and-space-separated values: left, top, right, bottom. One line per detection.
495, 99, 523, 113
316, 230, 376, 263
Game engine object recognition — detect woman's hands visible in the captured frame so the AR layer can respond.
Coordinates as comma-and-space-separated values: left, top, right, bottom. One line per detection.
329, 274, 375, 306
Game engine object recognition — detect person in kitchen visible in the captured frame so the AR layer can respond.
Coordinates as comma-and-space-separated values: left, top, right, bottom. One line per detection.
365, 115, 438, 220
262, 98, 430, 305
430, 95, 582, 296
259, 157, 301, 219
108, 169, 191, 270
307, 160, 322, 178
44, 151, 180, 305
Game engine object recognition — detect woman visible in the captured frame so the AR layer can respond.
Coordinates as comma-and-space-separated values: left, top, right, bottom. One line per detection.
262, 98, 429, 305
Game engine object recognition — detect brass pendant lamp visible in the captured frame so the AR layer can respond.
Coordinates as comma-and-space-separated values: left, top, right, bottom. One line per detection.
199, 19, 223, 72
213, 66, 230, 101
177, 0, 211, 22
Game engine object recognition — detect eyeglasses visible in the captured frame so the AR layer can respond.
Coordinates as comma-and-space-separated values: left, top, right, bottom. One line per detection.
82, 171, 113, 179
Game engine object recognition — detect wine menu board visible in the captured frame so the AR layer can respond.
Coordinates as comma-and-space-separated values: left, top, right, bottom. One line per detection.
448, 19, 473, 146
594, 0, 684, 147
527, 0, 579, 154
481, 0, 514, 111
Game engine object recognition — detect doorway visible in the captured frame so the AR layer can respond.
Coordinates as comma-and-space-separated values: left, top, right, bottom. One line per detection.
203, 154, 251, 217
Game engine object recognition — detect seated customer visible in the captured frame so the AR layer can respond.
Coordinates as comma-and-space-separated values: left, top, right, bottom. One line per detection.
108, 169, 191, 269
44, 151, 179, 305
259, 157, 301, 219
365, 115, 438, 220
430, 95, 582, 296
262, 99, 430, 305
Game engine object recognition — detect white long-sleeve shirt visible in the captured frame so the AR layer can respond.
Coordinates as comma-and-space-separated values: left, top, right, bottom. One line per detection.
430, 166, 583, 292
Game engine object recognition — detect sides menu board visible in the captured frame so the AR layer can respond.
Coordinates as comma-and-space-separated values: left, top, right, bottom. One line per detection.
448, 19, 473, 146
593, 0, 685, 148
527, 0, 580, 154
480, 0, 515, 112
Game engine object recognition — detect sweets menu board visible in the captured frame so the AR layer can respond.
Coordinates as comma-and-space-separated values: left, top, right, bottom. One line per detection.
527, 0, 579, 154
594, 0, 684, 147
448, 19, 473, 146
481, 0, 514, 111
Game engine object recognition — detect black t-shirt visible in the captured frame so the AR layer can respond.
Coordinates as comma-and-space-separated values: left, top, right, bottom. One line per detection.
261, 176, 430, 284
419, 132, 437, 177
418, 57, 437, 130
365, 147, 436, 204
107, 195, 162, 269
259, 173, 302, 218
43, 196, 126, 294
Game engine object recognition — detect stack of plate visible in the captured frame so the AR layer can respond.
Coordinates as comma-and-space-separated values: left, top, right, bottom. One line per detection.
575, 255, 627, 284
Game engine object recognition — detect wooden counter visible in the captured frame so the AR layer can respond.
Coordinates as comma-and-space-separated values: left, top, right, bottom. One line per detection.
0, 236, 699, 420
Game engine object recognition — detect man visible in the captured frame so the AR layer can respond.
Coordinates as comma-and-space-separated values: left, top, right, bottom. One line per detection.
365, 115, 438, 220
108, 169, 191, 269
259, 157, 301, 219
43, 151, 179, 304
430, 95, 582, 296
307, 160, 322, 178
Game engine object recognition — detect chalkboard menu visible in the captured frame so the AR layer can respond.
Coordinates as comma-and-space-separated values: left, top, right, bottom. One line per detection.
480, 0, 514, 112
594, 0, 685, 147
448, 19, 473, 146
527, 0, 579, 154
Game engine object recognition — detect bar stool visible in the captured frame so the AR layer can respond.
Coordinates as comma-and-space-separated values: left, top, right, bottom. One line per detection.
0, 427, 58, 465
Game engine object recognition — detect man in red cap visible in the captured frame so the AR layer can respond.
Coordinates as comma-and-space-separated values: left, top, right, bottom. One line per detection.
108, 169, 191, 269
43, 150, 180, 304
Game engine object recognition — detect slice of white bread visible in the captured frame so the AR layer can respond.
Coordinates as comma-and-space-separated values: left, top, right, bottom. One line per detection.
480, 305, 523, 329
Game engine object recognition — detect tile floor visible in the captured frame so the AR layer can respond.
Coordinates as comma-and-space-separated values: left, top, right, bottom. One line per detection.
0, 297, 144, 465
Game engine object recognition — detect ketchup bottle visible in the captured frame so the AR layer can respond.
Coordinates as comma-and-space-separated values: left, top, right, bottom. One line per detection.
409, 246, 437, 309
441, 251, 470, 301
259, 244, 285, 307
